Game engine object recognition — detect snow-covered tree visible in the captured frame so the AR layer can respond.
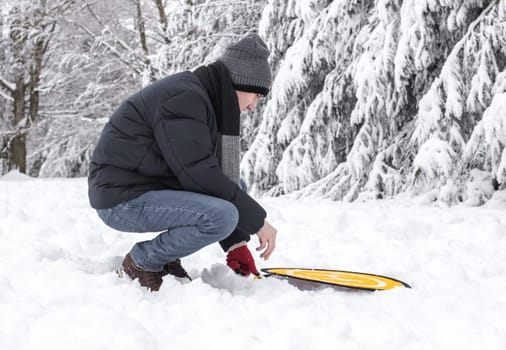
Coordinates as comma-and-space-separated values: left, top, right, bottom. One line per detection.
2, 0, 505, 207
1, 0, 266, 177
26, 0, 150, 177
243, 0, 506, 205
0, 0, 76, 174
411, 1, 506, 203
242, 0, 359, 194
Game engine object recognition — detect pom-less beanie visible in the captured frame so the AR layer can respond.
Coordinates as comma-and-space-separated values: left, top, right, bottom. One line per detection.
218, 33, 272, 96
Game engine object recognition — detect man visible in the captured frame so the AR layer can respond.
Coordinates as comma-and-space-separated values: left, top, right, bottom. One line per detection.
88, 33, 277, 291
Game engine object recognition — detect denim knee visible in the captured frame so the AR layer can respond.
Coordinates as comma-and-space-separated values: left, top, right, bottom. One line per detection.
221, 201, 239, 235
202, 199, 239, 239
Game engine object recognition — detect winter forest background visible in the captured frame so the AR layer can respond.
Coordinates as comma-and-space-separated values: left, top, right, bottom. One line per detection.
1, 0, 505, 206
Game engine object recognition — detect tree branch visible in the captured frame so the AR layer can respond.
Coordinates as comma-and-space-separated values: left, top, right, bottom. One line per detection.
65, 18, 142, 75
83, 2, 136, 53
153, 0, 171, 45
0, 75, 15, 94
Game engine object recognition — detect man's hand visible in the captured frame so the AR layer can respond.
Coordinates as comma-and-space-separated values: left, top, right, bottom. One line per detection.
256, 220, 277, 260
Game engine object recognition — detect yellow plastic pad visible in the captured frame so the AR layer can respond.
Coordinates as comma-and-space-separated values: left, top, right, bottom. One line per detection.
263, 268, 409, 291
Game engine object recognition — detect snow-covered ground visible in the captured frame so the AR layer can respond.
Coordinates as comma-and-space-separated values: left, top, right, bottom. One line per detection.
1, 172, 505, 350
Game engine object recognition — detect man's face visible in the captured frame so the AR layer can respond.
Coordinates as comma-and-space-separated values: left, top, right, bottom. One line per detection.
236, 91, 263, 112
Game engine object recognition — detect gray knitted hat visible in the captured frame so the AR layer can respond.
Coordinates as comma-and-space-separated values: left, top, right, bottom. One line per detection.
218, 33, 272, 96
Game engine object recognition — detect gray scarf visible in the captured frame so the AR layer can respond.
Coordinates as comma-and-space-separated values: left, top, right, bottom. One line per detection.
193, 62, 241, 185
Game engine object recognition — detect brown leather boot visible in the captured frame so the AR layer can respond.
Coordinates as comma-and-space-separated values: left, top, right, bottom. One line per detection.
121, 253, 164, 291
163, 259, 192, 281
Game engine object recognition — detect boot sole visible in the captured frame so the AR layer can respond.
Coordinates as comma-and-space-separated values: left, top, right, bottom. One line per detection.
115, 266, 125, 278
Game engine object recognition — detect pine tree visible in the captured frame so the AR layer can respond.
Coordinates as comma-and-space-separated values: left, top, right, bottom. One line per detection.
411, 1, 505, 203
244, 0, 505, 206
242, 0, 345, 194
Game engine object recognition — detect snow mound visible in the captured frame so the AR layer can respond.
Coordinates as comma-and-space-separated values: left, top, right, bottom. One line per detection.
0, 170, 33, 181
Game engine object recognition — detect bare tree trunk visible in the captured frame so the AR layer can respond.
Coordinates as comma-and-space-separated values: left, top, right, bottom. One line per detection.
153, 0, 171, 45
9, 135, 26, 172
7, 13, 28, 173
134, 0, 155, 81
29, 22, 55, 122
4, 7, 58, 173
9, 76, 27, 172
135, 0, 149, 56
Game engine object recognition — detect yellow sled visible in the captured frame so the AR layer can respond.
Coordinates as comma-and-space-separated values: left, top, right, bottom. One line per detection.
261, 268, 411, 291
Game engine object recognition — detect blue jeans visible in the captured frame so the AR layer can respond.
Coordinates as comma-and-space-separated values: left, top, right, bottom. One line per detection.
97, 190, 239, 272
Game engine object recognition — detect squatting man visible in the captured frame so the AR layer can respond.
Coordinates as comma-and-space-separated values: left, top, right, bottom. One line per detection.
88, 34, 278, 291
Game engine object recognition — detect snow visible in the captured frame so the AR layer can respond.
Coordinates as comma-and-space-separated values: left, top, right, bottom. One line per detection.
413, 136, 455, 181
1, 175, 506, 349
440, 53, 464, 120
0, 170, 32, 181
464, 169, 496, 206
465, 87, 506, 184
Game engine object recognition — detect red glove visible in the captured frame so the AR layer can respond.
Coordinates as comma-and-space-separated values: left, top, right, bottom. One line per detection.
226, 244, 259, 277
